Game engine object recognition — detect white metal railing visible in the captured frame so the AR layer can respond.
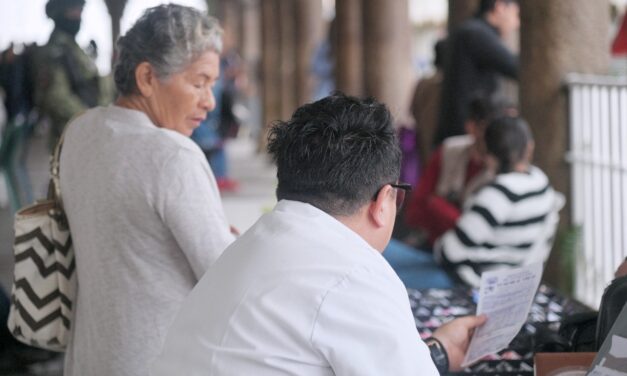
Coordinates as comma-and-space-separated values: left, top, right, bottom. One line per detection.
565, 73, 627, 308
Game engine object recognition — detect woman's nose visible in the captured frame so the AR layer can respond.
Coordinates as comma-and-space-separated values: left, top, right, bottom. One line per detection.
201, 88, 216, 112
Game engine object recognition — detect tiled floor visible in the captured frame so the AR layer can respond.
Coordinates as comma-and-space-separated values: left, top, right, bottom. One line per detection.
0, 132, 276, 375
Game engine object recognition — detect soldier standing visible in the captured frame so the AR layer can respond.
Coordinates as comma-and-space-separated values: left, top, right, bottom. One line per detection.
37, 0, 110, 149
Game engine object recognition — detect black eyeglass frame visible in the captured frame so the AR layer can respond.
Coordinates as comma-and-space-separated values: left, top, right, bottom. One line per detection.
372, 182, 413, 212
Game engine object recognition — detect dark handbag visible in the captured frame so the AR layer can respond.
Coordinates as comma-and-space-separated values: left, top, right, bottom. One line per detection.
558, 311, 597, 352
595, 274, 627, 348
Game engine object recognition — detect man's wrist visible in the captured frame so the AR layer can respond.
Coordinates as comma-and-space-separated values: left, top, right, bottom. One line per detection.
425, 337, 449, 374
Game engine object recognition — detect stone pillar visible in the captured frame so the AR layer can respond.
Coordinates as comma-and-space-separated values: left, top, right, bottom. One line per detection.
335, 0, 364, 96
260, 0, 282, 150
278, 0, 297, 120
519, 0, 610, 286
294, 0, 323, 105
362, 0, 413, 117
226, 1, 242, 49
448, 0, 479, 31
239, 0, 261, 66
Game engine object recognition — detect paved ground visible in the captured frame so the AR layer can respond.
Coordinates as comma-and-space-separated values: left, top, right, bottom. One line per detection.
0, 131, 276, 375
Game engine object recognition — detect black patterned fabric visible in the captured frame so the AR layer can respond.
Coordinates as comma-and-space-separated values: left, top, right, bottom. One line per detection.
408, 284, 592, 376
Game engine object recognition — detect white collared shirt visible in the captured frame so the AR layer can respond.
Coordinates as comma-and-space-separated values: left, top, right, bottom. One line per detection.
152, 200, 438, 376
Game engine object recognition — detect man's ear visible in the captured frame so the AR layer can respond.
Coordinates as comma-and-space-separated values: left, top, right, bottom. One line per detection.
369, 184, 394, 228
135, 62, 156, 97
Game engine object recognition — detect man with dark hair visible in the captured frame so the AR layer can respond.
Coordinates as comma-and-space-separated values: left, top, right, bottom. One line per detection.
153, 93, 485, 375
434, 0, 519, 145
36, 0, 110, 149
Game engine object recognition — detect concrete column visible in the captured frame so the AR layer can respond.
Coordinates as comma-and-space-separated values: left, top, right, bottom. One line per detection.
294, 0, 323, 105
362, 0, 413, 117
335, 0, 364, 96
519, 0, 610, 286
260, 0, 282, 150
447, 0, 478, 31
278, 0, 297, 120
239, 0, 261, 66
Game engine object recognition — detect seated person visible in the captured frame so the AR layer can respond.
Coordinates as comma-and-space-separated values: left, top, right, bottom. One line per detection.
435, 115, 560, 287
405, 97, 508, 247
152, 93, 486, 375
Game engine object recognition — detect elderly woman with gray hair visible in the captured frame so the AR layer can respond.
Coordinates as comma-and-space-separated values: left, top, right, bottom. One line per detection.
58, 5, 235, 375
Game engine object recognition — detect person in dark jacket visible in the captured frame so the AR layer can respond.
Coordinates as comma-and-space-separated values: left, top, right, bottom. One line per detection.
36, 0, 111, 149
434, 0, 519, 145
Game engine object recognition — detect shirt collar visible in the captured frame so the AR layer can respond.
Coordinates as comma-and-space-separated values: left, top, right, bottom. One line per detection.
274, 199, 379, 255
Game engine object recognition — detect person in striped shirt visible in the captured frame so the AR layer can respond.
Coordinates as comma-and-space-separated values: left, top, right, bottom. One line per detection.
435, 115, 561, 287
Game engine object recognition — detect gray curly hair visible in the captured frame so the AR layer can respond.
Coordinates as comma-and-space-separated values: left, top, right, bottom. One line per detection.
114, 4, 223, 96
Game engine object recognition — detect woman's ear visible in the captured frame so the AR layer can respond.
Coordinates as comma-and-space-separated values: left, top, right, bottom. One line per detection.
134, 62, 156, 97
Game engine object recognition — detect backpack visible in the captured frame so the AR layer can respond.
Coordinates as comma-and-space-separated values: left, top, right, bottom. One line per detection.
596, 274, 627, 347
541, 274, 627, 353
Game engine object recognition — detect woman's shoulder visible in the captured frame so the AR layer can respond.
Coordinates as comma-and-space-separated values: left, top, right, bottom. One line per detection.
68, 106, 204, 162
486, 166, 551, 199
493, 166, 548, 186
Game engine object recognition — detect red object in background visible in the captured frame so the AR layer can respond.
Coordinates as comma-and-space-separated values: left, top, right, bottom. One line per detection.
612, 13, 627, 55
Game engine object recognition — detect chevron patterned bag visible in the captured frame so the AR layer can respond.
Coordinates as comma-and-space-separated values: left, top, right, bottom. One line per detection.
7, 131, 75, 352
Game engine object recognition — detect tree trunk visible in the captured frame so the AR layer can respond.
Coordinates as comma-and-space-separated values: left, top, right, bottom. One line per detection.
335, 0, 364, 96
519, 0, 610, 288
294, 0, 323, 105
448, 0, 478, 32
362, 0, 413, 118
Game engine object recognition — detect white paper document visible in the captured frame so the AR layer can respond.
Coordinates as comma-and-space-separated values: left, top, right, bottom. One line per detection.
461, 262, 543, 367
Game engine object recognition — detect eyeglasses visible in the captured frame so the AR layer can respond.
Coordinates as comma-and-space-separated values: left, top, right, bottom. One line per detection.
373, 182, 412, 212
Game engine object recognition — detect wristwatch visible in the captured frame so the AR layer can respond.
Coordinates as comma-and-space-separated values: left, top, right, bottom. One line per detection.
425, 337, 449, 374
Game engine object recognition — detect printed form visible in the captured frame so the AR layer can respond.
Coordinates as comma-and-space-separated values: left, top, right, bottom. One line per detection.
462, 263, 543, 367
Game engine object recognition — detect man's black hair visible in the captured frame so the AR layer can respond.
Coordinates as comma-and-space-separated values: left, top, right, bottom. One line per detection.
484, 115, 532, 174
477, 0, 519, 17
267, 92, 401, 216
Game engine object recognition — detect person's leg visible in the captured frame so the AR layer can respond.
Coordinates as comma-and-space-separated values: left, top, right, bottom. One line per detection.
383, 239, 455, 289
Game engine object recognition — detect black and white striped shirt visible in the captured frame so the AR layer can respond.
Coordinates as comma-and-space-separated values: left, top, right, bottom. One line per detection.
435, 166, 559, 287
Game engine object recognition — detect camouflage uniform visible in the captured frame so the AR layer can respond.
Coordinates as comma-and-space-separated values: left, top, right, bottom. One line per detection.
35, 29, 111, 149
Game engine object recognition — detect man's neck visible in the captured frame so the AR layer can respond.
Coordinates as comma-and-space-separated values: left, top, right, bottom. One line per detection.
334, 211, 386, 253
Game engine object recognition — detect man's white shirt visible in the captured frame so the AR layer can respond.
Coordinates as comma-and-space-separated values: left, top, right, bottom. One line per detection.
151, 200, 438, 376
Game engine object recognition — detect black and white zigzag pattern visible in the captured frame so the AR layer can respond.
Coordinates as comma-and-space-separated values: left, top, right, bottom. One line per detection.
8, 219, 76, 352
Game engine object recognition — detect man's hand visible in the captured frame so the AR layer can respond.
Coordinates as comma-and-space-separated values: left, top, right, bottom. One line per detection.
432, 315, 487, 372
